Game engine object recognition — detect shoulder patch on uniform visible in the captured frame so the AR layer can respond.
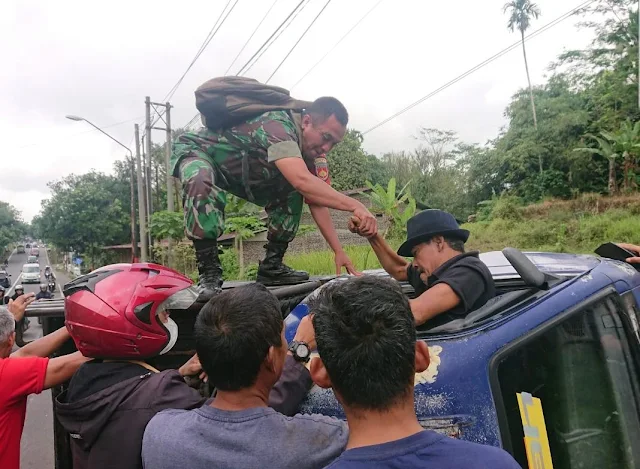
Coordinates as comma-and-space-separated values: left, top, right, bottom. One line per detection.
315, 156, 329, 181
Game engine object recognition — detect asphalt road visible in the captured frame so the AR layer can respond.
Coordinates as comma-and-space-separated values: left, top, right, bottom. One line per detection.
5, 245, 69, 469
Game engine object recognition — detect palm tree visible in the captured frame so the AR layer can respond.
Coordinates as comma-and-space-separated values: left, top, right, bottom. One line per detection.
504, 0, 541, 135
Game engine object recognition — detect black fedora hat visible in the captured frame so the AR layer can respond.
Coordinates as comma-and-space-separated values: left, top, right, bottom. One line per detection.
397, 209, 469, 257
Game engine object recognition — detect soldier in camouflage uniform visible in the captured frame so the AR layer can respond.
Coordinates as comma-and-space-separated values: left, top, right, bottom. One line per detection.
172, 97, 378, 300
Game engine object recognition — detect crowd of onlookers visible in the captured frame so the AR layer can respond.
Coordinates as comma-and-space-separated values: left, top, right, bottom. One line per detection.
0, 276, 519, 469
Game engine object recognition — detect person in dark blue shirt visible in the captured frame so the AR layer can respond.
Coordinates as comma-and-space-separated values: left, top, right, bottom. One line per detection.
309, 276, 519, 469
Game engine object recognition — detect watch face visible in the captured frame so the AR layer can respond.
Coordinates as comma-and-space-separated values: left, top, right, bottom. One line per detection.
295, 343, 310, 358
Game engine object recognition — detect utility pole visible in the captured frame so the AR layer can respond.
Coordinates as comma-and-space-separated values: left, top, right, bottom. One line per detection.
165, 103, 174, 266
165, 103, 174, 212
135, 124, 149, 262
145, 97, 154, 220
145, 97, 175, 266
129, 158, 138, 261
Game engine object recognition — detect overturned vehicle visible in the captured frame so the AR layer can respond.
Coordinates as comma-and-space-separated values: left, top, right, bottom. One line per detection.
27, 246, 640, 469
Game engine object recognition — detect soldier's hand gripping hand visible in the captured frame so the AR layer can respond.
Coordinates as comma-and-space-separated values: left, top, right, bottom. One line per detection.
352, 205, 377, 237
348, 216, 375, 238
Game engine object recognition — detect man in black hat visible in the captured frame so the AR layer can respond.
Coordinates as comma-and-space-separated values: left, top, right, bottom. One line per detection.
349, 209, 495, 328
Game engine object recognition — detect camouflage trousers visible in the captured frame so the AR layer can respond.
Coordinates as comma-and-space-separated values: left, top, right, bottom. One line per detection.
178, 155, 303, 243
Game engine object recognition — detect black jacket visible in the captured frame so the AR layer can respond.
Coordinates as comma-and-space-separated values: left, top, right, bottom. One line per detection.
55, 356, 311, 469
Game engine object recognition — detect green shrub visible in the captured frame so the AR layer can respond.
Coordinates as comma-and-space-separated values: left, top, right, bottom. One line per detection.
219, 248, 239, 280
490, 196, 524, 221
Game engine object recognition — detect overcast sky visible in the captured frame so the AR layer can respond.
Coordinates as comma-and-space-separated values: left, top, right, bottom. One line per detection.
2, 0, 595, 222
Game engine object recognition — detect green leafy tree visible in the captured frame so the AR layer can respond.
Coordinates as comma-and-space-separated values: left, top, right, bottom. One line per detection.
504, 0, 541, 142
326, 129, 371, 191
149, 211, 184, 241
0, 202, 27, 255
37, 171, 130, 269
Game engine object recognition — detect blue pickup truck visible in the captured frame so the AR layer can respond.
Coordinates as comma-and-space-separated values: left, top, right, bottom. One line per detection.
284, 248, 640, 469
28, 247, 640, 469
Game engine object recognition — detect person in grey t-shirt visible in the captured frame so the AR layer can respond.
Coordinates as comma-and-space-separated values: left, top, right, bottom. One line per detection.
142, 284, 348, 469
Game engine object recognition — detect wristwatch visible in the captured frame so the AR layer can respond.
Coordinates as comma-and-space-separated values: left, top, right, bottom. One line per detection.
288, 340, 311, 363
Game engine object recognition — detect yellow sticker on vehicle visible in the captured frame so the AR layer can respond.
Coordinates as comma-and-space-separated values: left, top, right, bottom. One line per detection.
517, 392, 554, 469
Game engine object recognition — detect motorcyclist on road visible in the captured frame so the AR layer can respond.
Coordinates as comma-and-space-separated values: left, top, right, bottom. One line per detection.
0, 286, 6, 305
44, 266, 52, 279
35, 284, 53, 300
12, 285, 29, 346
11, 285, 25, 302
55, 263, 313, 469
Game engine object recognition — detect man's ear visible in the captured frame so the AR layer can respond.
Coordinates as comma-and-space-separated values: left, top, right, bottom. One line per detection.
265, 346, 278, 373
301, 113, 313, 130
7, 331, 15, 350
309, 356, 332, 389
415, 341, 430, 373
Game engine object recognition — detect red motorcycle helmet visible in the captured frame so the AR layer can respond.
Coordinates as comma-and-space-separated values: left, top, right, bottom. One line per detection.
64, 263, 197, 359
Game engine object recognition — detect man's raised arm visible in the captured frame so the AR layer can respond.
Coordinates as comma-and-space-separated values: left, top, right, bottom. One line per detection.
275, 157, 378, 237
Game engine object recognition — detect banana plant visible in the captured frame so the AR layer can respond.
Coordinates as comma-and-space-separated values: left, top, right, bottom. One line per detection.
364, 178, 416, 239
574, 120, 640, 194
574, 134, 620, 194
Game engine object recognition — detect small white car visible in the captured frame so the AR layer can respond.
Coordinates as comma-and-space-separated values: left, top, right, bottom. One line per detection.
21, 263, 41, 284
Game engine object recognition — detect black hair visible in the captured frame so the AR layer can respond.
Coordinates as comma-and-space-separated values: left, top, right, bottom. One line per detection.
443, 236, 465, 253
311, 276, 416, 411
194, 283, 283, 391
306, 96, 349, 127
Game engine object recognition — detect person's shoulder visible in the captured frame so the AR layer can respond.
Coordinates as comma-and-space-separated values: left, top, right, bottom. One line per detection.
146, 406, 192, 431
281, 412, 348, 436
437, 437, 519, 468
450, 252, 492, 276
258, 110, 294, 123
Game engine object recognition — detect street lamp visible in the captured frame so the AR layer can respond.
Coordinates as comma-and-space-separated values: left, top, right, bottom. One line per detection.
66, 115, 140, 262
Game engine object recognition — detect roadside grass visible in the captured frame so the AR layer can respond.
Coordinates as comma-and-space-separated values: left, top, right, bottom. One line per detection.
280, 209, 640, 278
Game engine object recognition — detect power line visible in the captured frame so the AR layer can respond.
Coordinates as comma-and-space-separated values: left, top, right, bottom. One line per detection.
225, 0, 281, 76
266, 0, 333, 84
234, 0, 308, 76
362, 0, 596, 135
162, 0, 240, 103
241, 0, 312, 76
290, 0, 386, 90
147, 0, 240, 132
184, 0, 311, 129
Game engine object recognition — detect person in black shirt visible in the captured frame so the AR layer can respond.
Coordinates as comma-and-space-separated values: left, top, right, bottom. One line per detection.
349, 209, 495, 328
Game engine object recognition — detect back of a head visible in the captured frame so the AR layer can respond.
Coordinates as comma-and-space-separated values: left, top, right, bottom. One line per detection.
195, 284, 283, 391
307, 96, 349, 127
0, 306, 15, 352
311, 276, 417, 411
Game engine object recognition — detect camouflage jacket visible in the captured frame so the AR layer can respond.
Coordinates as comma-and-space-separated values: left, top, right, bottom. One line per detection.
172, 111, 330, 201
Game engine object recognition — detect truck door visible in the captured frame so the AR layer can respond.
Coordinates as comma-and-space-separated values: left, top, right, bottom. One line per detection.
490, 290, 640, 468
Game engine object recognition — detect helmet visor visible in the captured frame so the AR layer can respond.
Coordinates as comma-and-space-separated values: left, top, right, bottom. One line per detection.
156, 286, 199, 313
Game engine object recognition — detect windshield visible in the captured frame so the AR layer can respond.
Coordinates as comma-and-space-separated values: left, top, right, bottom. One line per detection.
23, 266, 39, 273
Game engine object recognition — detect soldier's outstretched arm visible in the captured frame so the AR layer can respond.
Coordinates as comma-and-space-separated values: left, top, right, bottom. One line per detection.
275, 157, 378, 236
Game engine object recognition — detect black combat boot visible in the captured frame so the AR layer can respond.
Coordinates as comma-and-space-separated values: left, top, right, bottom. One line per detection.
256, 241, 309, 286
193, 240, 223, 302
